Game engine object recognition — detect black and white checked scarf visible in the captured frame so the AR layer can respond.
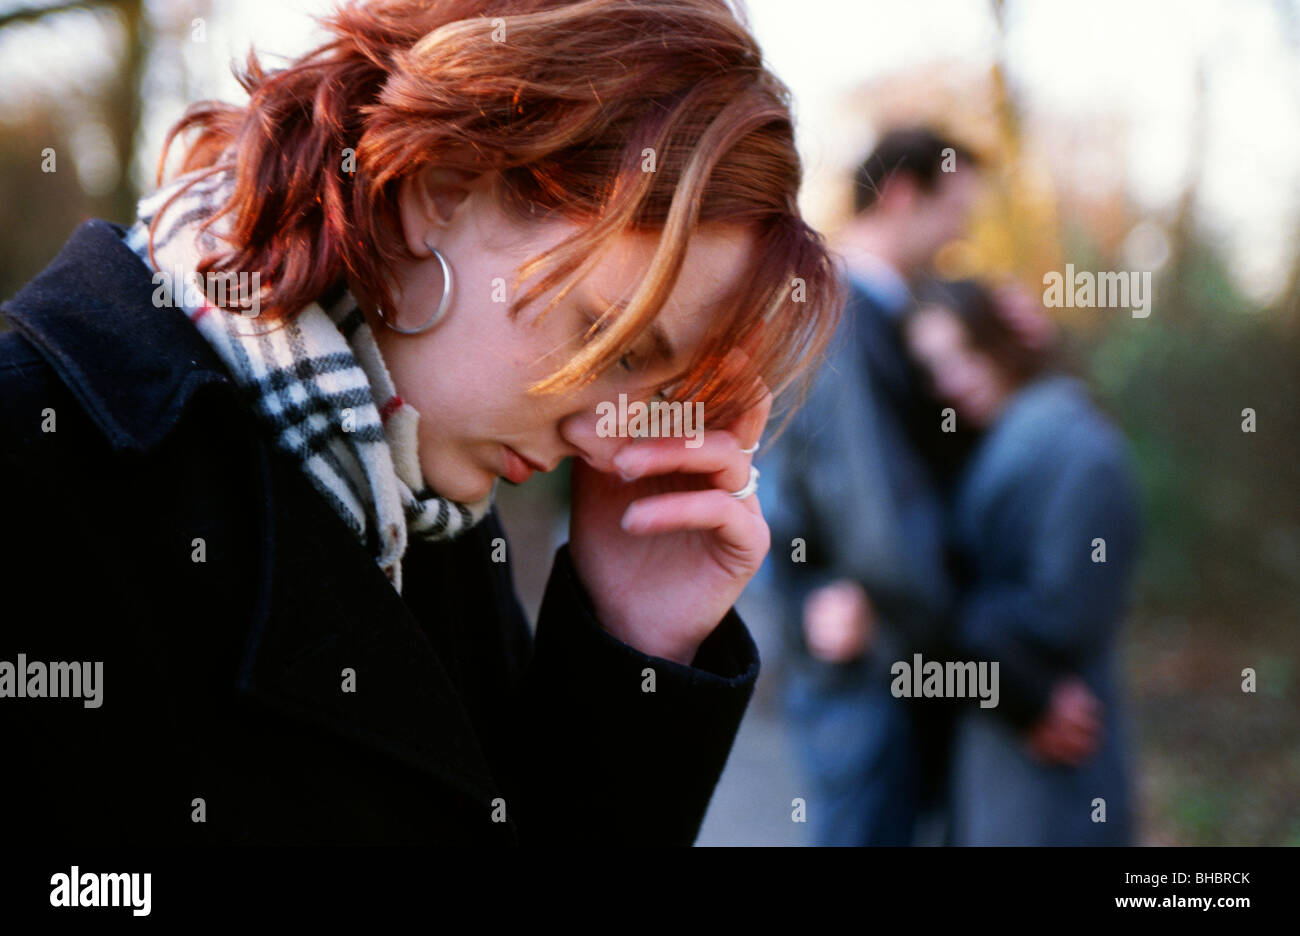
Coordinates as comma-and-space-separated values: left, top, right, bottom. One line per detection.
125, 168, 494, 593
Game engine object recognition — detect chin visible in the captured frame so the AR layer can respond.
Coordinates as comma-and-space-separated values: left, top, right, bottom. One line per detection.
417, 443, 496, 503
452, 477, 496, 503
424, 467, 495, 504
952, 403, 985, 429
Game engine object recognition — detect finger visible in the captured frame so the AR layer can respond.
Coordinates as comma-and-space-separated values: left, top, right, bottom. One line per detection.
1042, 734, 1072, 765
807, 628, 835, 656
620, 488, 768, 554
706, 346, 774, 453
725, 385, 774, 454
1064, 727, 1098, 761
1064, 722, 1099, 752
1065, 708, 1101, 733
1085, 724, 1104, 751
1070, 684, 1101, 710
804, 611, 829, 638
1055, 735, 1087, 766
613, 429, 752, 495
829, 579, 858, 598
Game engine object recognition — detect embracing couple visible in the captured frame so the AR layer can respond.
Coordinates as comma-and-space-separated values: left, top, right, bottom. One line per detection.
762, 127, 1142, 846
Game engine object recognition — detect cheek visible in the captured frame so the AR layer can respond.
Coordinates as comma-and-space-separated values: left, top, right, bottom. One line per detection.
382, 314, 520, 441
559, 379, 623, 435
936, 367, 968, 401
970, 360, 1004, 398
929, 352, 969, 395
937, 202, 963, 235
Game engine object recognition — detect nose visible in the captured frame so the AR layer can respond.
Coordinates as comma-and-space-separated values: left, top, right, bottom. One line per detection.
559, 404, 629, 474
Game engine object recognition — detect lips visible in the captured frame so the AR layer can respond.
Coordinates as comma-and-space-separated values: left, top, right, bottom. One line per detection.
501, 446, 538, 484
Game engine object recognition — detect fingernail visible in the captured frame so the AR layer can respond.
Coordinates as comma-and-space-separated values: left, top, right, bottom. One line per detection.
614, 450, 639, 480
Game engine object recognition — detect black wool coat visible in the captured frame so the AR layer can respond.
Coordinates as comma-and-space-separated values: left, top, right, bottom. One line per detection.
0, 220, 759, 845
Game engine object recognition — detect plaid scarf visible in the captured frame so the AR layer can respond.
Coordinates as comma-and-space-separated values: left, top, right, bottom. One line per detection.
125, 168, 494, 593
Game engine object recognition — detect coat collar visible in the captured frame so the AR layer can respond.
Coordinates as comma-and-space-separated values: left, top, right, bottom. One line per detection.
242, 438, 510, 820
1, 219, 235, 454
3, 220, 511, 834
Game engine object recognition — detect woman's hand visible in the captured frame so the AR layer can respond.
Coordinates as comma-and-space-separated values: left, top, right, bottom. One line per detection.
1024, 676, 1103, 767
568, 387, 773, 665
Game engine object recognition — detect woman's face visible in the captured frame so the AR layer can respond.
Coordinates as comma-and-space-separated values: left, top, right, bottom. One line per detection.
904, 305, 1014, 429
367, 170, 757, 503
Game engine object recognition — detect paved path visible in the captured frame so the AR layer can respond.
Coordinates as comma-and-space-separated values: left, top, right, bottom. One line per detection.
697, 589, 813, 846
497, 486, 813, 845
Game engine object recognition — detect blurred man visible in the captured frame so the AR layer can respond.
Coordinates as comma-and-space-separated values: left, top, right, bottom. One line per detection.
761, 127, 983, 845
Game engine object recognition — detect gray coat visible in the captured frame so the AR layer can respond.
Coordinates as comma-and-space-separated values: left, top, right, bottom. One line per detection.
947, 375, 1142, 845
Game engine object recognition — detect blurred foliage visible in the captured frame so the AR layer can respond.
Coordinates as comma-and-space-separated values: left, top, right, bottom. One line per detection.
1088, 232, 1299, 845
1083, 235, 1300, 614
0, 0, 145, 306
0, 111, 101, 304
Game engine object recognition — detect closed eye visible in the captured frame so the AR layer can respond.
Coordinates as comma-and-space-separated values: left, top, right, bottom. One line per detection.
581, 311, 641, 374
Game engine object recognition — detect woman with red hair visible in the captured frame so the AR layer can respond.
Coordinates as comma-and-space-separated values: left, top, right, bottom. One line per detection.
0, 0, 841, 844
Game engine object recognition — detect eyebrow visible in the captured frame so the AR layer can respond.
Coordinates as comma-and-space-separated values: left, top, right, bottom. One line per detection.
593, 296, 677, 365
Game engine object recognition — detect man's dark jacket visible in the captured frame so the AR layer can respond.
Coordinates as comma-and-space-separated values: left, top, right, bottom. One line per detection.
762, 276, 1055, 728
0, 220, 758, 845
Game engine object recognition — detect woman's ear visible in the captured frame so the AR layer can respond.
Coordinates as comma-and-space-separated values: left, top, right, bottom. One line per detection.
397, 166, 482, 257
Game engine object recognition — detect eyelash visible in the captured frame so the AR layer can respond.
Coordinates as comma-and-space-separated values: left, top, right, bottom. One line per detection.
581, 314, 639, 374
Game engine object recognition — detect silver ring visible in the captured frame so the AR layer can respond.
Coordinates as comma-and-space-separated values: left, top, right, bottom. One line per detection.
739, 440, 760, 455
377, 241, 453, 335
729, 464, 760, 499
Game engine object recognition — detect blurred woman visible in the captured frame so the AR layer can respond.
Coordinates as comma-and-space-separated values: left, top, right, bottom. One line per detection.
0, 0, 841, 844
904, 279, 1141, 845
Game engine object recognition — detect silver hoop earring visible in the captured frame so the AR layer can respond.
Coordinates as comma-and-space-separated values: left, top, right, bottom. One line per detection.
377, 241, 454, 335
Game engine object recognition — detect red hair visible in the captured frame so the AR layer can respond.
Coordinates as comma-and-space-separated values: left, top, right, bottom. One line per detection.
153, 0, 844, 434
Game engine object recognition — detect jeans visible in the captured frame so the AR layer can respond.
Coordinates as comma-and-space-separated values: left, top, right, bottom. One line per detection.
782, 660, 951, 846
